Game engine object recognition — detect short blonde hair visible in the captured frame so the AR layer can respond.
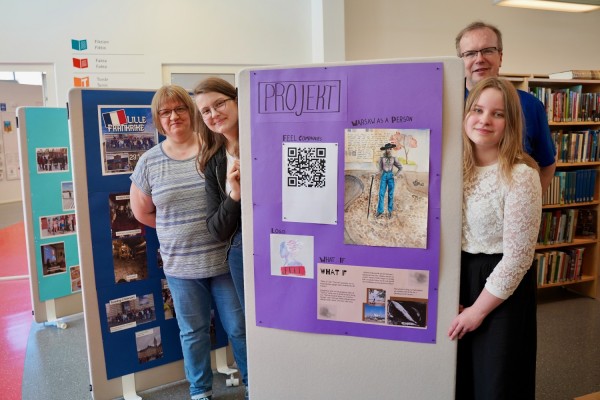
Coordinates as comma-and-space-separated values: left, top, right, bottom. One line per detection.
151, 85, 198, 136
455, 21, 503, 57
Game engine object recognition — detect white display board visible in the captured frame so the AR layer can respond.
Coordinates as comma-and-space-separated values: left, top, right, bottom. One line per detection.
238, 57, 464, 399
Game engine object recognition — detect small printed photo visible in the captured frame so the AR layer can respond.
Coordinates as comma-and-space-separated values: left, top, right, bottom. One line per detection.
161, 279, 175, 320
3, 120, 12, 133
157, 248, 163, 268
70, 265, 81, 293
363, 303, 386, 324
105, 133, 155, 153
112, 237, 148, 283
40, 242, 67, 276
36, 147, 69, 173
387, 297, 428, 328
61, 181, 75, 211
136, 327, 163, 364
105, 293, 156, 333
40, 213, 77, 238
109, 193, 142, 238
269, 234, 314, 279
366, 288, 386, 305
106, 153, 132, 173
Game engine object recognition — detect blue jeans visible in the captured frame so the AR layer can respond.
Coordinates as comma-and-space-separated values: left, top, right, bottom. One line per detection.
228, 229, 245, 312
377, 171, 395, 214
166, 273, 248, 399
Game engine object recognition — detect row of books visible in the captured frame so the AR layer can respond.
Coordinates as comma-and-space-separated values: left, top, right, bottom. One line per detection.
551, 129, 600, 163
535, 247, 585, 286
548, 70, 600, 80
537, 209, 597, 246
529, 86, 600, 123
542, 169, 597, 206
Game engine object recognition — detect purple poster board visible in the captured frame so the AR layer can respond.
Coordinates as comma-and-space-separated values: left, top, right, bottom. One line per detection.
250, 62, 444, 343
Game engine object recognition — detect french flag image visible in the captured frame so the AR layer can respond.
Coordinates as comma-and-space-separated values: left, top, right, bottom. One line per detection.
102, 109, 127, 127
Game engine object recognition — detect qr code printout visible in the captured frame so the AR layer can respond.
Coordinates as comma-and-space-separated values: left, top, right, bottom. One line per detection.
286, 146, 327, 188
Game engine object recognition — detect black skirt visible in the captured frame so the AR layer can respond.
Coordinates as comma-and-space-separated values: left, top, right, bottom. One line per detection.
456, 252, 537, 400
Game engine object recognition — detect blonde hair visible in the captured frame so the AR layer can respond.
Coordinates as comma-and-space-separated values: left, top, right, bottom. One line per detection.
455, 21, 503, 57
151, 85, 198, 136
193, 77, 238, 173
463, 77, 539, 186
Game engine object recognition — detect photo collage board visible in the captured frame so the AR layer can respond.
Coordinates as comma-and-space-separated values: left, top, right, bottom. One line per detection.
249, 62, 444, 343
77, 90, 227, 379
21, 107, 81, 301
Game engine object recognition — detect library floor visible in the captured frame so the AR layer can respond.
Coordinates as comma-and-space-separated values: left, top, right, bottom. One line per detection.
2, 201, 600, 400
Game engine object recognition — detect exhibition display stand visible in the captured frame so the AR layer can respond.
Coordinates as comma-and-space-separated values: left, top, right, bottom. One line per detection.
238, 57, 464, 399
68, 89, 232, 399
17, 107, 84, 328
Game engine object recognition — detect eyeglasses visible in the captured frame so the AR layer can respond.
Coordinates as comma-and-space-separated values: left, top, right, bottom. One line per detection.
199, 98, 233, 120
158, 106, 188, 119
460, 47, 500, 60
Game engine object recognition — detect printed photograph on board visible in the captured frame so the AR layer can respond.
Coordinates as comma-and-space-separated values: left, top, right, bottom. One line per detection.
35, 147, 69, 173
109, 193, 143, 238
363, 303, 386, 324
70, 265, 81, 293
367, 288, 386, 305
157, 248, 163, 268
344, 128, 430, 249
97, 106, 158, 175
136, 327, 163, 364
112, 237, 148, 283
105, 293, 157, 333
39, 213, 77, 238
161, 279, 175, 320
61, 181, 75, 211
387, 297, 428, 328
40, 242, 67, 276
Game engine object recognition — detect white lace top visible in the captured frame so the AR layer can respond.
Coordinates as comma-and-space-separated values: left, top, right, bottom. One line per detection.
462, 163, 542, 299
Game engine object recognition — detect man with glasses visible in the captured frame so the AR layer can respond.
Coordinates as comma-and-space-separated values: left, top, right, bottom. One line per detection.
456, 21, 556, 191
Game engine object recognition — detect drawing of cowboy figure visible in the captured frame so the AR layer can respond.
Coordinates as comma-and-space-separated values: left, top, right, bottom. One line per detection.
376, 142, 402, 218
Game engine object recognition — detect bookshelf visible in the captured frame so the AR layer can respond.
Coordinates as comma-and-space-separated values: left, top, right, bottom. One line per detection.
516, 77, 600, 298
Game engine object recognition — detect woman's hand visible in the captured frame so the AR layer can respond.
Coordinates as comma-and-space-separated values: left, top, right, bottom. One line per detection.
228, 159, 241, 201
447, 306, 485, 340
447, 289, 504, 340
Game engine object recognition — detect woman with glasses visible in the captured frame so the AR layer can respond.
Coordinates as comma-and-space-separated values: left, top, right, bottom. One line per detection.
129, 85, 247, 400
194, 77, 245, 308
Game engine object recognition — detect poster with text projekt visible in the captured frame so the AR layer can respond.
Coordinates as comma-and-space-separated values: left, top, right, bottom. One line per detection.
250, 63, 443, 343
